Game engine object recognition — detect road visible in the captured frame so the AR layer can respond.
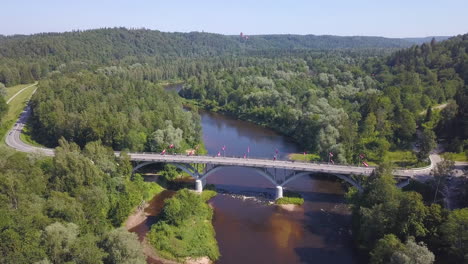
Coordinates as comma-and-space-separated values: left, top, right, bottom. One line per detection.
6, 105, 443, 178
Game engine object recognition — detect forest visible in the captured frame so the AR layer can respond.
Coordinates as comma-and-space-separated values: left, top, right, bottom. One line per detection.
180, 35, 468, 163
0, 28, 467, 263
0, 140, 158, 263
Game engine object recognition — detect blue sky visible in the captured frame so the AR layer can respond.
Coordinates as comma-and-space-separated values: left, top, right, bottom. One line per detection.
1, 0, 467, 37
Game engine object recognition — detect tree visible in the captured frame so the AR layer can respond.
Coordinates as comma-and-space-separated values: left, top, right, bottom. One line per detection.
0, 82, 6, 97
41, 222, 79, 264
390, 238, 435, 264
69, 233, 106, 264
0, 96, 8, 123
431, 159, 455, 203
396, 109, 416, 142
417, 129, 436, 161
51, 138, 105, 194
101, 228, 146, 264
370, 234, 405, 264
148, 120, 184, 152
440, 208, 468, 261
394, 192, 428, 238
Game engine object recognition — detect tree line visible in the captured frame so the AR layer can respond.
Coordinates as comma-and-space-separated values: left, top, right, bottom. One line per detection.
29, 72, 202, 152
347, 163, 468, 264
0, 140, 162, 263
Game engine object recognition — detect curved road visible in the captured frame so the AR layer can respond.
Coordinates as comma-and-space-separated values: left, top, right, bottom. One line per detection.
6, 105, 441, 178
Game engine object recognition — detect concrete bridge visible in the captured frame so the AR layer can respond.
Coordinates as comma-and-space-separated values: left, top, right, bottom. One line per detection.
6, 106, 437, 199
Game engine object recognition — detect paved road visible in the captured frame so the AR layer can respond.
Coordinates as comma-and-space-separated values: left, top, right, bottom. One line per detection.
6, 83, 37, 104
6, 105, 443, 178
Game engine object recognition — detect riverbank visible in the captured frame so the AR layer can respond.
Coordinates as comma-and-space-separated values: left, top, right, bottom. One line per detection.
125, 178, 219, 264
147, 189, 220, 263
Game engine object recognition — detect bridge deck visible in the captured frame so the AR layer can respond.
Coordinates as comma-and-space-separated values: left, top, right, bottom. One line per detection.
6, 106, 435, 178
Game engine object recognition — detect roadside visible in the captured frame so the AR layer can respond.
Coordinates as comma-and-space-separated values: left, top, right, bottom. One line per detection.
0, 82, 38, 145
6, 83, 37, 104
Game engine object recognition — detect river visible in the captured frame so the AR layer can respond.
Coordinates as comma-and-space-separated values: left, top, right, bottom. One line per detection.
138, 84, 358, 263
200, 110, 358, 264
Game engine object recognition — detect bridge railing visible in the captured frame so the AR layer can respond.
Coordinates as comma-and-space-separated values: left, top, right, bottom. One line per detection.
127, 152, 376, 169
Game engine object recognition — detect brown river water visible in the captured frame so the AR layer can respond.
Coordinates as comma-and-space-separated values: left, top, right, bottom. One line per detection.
131, 85, 359, 263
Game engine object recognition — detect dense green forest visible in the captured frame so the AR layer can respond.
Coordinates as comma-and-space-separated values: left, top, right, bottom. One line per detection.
0, 28, 441, 87
0, 140, 161, 263
181, 34, 468, 163
29, 73, 202, 151
0, 28, 467, 264
347, 162, 468, 264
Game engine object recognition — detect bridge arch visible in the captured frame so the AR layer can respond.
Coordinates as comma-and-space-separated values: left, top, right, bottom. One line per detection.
132, 161, 200, 178
281, 171, 364, 192
132, 161, 278, 186
199, 165, 278, 186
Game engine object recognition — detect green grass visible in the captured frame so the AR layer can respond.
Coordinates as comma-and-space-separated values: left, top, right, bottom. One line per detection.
200, 189, 217, 202
275, 190, 304, 205
0, 83, 37, 145
442, 152, 468, 162
4, 83, 36, 101
288, 153, 321, 162
383, 150, 429, 168
365, 150, 429, 168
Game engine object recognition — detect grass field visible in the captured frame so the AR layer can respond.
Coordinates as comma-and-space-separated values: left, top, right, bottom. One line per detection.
288, 153, 321, 162
5, 83, 37, 101
0, 83, 37, 145
381, 150, 429, 168
442, 152, 468, 162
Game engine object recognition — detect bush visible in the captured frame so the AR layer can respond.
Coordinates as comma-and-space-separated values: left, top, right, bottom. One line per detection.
275, 190, 304, 205
147, 189, 220, 261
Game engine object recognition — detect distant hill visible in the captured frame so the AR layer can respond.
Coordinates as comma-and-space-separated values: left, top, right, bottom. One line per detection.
403, 36, 451, 44
0, 28, 445, 62
232, 34, 418, 50
0, 27, 459, 86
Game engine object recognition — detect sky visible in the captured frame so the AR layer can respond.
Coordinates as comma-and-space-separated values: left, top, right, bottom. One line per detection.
1, 0, 467, 37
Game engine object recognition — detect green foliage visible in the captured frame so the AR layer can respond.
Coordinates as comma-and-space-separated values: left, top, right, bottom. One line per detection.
275, 190, 304, 205
29, 73, 202, 151
347, 161, 468, 263
370, 234, 435, 264
417, 129, 437, 161
348, 164, 431, 250
101, 228, 146, 264
370, 234, 405, 264
440, 208, 468, 262
200, 190, 217, 202
148, 189, 220, 261
0, 96, 7, 123
288, 153, 320, 162
0, 141, 164, 263
383, 150, 423, 168
275, 197, 304, 205
390, 238, 435, 264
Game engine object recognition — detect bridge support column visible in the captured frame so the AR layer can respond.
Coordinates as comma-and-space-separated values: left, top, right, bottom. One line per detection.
275, 186, 283, 200
195, 179, 203, 193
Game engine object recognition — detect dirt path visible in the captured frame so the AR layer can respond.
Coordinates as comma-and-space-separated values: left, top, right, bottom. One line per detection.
125, 190, 178, 264
6, 83, 37, 104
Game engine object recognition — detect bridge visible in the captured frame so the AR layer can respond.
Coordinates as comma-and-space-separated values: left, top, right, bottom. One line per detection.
6, 106, 437, 199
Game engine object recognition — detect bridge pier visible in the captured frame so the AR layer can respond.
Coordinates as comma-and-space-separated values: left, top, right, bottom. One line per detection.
275, 186, 283, 200
195, 179, 203, 193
